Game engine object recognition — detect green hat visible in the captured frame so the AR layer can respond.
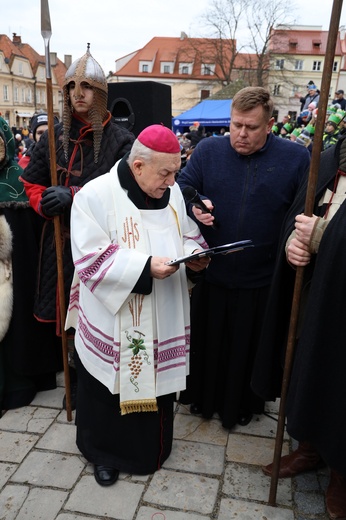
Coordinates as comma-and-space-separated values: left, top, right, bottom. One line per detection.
327, 114, 342, 125
327, 105, 337, 115
305, 124, 315, 135
283, 123, 294, 133
291, 128, 302, 137
336, 109, 346, 120
272, 124, 279, 133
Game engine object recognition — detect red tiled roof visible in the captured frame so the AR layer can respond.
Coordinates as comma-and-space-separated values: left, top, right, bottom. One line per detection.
113, 36, 257, 80
234, 53, 262, 68
0, 33, 67, 87
0, 34, 27, 63
19, 43, 45, 73
269, 28, 342, 55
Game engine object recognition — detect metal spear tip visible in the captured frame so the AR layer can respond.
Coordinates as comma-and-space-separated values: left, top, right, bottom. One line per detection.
41, 0, 52, 38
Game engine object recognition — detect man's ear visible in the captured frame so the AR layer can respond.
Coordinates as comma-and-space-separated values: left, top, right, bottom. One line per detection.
132, 159, 143, 176
267, 117, 275, 133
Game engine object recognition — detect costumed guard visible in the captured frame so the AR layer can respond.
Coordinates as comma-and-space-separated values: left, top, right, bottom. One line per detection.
20, 46, 135, 410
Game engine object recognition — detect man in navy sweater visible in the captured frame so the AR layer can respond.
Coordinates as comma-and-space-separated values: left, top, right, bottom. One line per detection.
177, 86, 310, 430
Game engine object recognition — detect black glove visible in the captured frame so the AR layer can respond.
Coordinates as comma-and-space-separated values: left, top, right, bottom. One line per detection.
41, 186, 73, 217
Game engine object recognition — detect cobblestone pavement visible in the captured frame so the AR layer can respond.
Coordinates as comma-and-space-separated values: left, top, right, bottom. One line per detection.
0, 372, 330, 520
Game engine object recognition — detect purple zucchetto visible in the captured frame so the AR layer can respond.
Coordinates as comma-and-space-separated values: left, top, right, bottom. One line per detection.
137, 124, 181, 153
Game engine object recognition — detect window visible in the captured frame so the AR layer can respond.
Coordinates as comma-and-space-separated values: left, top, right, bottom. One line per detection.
139, 61, 152, 73
273, 84, 281, 96
160, 62, 173, 74
179, 62, 192, 75
18, 62, 23, 75
201, 64, 215, 76
37, 90, 41, 104
27, 89, 32, 103
3, 85, 9, 101
275, 59, 285, 70
14, 87, 19, 102
21, 88, 25, 102
312, 61, 322, 71
295, 60, 303, 71
42, 91, 45, 103
333, 61, 338, 72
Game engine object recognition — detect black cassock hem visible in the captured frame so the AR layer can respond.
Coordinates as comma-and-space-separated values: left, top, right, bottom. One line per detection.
74, 351, 174, 475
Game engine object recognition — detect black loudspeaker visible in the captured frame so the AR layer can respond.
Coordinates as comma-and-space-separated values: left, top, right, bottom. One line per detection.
107, 81, 172, 136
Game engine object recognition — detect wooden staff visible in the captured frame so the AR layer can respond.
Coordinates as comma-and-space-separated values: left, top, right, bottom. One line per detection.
41, 0, 72, 421
268, 0, 344, 505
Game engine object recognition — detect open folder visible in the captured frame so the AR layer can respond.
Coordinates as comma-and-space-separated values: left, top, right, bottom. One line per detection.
165, 239, 254, 266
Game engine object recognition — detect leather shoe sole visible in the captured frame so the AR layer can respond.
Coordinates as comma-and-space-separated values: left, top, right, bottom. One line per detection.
94, 465, 119, 486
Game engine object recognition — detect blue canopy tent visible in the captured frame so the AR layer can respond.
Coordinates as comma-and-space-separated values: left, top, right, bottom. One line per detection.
172, 99, 232, 133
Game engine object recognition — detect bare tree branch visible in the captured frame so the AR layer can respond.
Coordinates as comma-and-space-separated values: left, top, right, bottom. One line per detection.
244, 0, 296, 86
185, 0, 298, 93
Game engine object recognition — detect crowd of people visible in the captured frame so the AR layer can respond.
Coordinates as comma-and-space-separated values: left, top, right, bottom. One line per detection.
0, 54, 345, 518
176, 124, 229, 170
10, 125, 34, 162
272, 83, 346, 153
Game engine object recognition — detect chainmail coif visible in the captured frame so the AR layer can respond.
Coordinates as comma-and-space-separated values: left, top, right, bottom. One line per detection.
62, 44, 108, 163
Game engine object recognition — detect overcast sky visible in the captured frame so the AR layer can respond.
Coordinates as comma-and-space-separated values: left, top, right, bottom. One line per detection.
1, 0, 345, 75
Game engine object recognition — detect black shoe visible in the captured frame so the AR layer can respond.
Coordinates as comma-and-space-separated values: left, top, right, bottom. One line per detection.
94, 465, 119, 486
237, 413, 253, 426
62, 381, 77, 411
190, 403, 202, 415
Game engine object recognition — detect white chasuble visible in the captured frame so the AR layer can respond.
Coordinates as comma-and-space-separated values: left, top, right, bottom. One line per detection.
66, 161, 208, 414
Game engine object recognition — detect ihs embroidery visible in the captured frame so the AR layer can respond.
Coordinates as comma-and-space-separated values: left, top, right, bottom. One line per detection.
122, 216, 139, 248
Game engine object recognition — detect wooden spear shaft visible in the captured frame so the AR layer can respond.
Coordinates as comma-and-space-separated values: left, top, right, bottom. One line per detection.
41, 0, 72, 422
268, 0, 343, 505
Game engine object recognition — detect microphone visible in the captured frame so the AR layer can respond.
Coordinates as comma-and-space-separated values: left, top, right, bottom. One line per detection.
182, 186, 219, 229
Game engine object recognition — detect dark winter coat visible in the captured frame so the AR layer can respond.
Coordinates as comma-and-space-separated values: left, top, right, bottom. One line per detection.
251, 138, 346, 474
21, 113, 135, 324
177, 133, 310, 289
322, 128, 339, 150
